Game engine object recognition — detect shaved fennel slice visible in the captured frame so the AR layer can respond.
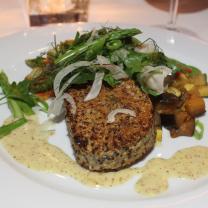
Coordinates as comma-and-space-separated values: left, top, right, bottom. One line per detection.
84, 71, 105, 101
57, 72, 80, 97
48, 96, 65, 117
135, 39, 157, 53
96, 55, 128, 80
107, 108, 136, 123
114, 48, 129, 60
53, 61, 91, 96
110, 48, 129, 62
140, 65, 172, 94
62, 93, 76, 115
48, 93, 76, 117
97, 55, 111, 65
87, 28, 97, 43
104, 64, 128, 80
140, 66, 159, 78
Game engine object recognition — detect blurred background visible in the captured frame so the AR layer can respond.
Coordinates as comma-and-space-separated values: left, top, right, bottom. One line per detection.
0, 0, 208, 41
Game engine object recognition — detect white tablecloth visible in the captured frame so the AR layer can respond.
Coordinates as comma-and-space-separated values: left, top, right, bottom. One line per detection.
0, 0, 208, 41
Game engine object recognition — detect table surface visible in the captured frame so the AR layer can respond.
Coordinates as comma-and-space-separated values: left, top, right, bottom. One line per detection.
0, 0, 208, 42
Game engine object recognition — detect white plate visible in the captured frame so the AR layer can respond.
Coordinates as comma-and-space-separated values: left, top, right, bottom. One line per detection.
0, 22, 208, 208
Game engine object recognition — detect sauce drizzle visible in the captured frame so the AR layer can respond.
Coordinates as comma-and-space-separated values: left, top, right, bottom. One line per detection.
1, 116, 208, 196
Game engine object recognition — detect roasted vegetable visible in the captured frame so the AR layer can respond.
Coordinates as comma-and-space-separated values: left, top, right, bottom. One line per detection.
198, 85, 208, 97
184, 83, 194, 91
166, 87, 181, 97
170, 111, 195, 138
156, 127, 162, 143
189, 73, 207, 86
154, 90, 203, 138
36, 90, 54, 100
185, 93, 206, 117
155, 93, 184, 115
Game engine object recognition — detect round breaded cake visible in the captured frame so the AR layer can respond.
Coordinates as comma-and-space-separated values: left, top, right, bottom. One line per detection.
65, 80, 155, 172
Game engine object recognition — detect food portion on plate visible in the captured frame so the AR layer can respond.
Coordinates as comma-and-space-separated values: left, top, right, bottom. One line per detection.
24, 27, 207, 142
0, 26, 208, 196
66, 79, 155, 171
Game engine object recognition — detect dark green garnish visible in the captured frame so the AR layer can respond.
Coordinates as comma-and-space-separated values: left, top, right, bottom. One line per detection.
0, 118, 27, 139
0, 71, 48, 138
194, 120, 204, 140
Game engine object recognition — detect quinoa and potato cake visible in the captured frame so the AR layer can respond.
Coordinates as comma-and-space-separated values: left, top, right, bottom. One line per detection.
65, 80, 156, 172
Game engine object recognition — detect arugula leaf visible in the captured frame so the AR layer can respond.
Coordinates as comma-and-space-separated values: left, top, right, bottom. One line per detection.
110, 48, 129, 63
124, 52, 147, 76
124, 52, 167, 76
104, 74, 120, 87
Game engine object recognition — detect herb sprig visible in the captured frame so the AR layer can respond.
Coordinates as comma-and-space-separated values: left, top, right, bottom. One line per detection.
0, 71, 48, 139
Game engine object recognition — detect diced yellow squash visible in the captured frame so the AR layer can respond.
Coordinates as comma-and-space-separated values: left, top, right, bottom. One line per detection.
156, 128, 162, 143
166, 87, 181, 97
184, 83, 194, 91
198, 85, 208, 97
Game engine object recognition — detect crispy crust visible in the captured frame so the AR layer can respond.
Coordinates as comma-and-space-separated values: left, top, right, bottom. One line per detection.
65, 80, 155, 171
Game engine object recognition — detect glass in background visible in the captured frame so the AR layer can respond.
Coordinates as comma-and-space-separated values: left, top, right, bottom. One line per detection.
167, 0, 179, 30
166, 0, 198, 37
28, 0, 90, 26
146, 0, 208, 37
146, 0, 208, 13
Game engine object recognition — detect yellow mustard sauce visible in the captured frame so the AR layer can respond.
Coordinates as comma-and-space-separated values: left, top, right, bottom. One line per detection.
1, 116, 208, 196
135, 146, 208, 196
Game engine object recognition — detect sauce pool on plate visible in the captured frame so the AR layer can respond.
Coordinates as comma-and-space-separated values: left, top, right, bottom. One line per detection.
1, 116, 208, 196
